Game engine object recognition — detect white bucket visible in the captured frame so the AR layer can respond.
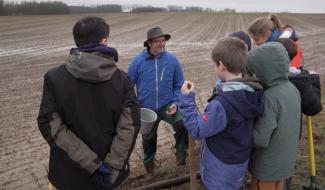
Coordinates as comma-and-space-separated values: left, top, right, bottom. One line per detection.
140, 108, 157, 135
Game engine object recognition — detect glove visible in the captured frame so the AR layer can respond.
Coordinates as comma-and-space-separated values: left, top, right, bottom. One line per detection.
92, 163, 113, 188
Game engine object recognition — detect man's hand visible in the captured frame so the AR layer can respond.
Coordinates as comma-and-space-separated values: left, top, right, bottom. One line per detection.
181, 81, 195, 95
166, 104, 177, 115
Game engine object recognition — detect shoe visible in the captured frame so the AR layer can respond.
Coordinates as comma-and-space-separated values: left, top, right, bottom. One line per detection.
144, 161, 155, 174
176, 151, 187, 166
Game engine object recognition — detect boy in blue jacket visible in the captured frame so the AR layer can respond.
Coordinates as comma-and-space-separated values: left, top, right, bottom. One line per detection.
179, 37, 263, 190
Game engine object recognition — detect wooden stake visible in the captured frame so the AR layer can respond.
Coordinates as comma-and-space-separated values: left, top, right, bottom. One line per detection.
188, 135, 198, 190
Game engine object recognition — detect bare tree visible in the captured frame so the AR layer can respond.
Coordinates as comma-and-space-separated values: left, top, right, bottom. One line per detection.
132, 6, 167, 13
0, 0, 4, 15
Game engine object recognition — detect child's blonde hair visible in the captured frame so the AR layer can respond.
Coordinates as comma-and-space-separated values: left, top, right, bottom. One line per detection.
248, 14, 283, 37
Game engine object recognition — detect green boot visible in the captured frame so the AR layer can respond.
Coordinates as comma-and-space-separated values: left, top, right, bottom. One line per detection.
144, 161, 155, 174
176, 151, 187, 166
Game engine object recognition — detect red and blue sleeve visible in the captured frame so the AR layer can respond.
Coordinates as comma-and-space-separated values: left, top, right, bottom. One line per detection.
179, 92, 227, 139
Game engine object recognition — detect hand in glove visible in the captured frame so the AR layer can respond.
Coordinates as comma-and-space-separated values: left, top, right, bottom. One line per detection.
92, 163, 113, 188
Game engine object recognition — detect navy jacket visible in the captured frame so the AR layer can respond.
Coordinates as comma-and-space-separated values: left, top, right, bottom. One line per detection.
179, 82, 263, 189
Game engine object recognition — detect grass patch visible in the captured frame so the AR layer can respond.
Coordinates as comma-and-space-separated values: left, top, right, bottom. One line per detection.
157, 165, 177, 176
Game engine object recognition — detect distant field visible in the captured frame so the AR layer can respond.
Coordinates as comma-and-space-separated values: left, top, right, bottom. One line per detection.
0, 13, 324, 189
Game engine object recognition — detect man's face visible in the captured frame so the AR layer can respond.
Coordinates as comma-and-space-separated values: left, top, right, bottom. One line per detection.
148, 36, 166, 56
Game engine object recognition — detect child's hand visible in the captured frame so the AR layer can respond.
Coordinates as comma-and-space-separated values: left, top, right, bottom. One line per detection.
181, 81, 195, 95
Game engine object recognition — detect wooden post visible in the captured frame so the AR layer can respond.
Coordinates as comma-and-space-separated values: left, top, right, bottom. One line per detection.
188, 135, 198, 190
132, 172, 201, 190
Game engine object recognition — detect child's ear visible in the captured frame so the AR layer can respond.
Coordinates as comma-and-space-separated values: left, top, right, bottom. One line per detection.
219, 61, 227, 71
99, 38, 108, 45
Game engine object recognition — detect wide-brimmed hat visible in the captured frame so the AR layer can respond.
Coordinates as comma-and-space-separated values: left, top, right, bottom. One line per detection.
144, 27, 171, 47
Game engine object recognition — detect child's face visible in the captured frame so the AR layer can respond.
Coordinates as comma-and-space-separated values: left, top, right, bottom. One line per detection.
252, 32, 271, 46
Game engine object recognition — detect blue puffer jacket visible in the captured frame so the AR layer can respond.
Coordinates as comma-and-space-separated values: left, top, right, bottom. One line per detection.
267, 26, 299, 42
128, 51, 184, 111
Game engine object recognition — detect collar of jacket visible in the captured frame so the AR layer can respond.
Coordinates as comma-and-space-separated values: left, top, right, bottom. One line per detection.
267, 28, 281, 42
208, 78, 260, 102
70, 44, 119, 62
145, 51, 167, 60
228, 77, 263, 91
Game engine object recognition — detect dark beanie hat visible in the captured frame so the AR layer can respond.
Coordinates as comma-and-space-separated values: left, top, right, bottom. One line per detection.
229, 31, 251, 51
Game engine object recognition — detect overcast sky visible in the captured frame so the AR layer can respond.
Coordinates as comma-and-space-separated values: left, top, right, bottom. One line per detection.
10, 0, 325, 13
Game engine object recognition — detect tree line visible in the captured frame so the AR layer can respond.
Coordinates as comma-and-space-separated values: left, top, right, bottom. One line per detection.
69, 5, 122, 14
131, 6, 212, 13
0, 1, 122, 15
0, 1, 70, 15
0, 0, 235, 16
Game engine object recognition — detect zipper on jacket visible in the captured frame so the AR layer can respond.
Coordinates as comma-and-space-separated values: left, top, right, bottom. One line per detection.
155, 58, 159, 111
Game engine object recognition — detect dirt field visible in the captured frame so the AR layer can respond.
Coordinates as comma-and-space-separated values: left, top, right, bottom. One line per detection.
0, 13, 325, 189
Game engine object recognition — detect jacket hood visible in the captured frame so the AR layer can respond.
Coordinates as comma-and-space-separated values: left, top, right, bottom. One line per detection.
65, 50, 117, 83
229, 77, 263, 91
246, 42, 290, 89
218, 82, 263, 119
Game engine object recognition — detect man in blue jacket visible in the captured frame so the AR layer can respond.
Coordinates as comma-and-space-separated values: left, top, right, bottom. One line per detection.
128, 27, 188, 174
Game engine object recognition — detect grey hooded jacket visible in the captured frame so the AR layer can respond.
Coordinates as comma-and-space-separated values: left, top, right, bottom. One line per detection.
246, 42, 301, 180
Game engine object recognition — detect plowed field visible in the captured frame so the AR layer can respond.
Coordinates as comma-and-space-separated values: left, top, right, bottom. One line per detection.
1, 13, 324, 189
